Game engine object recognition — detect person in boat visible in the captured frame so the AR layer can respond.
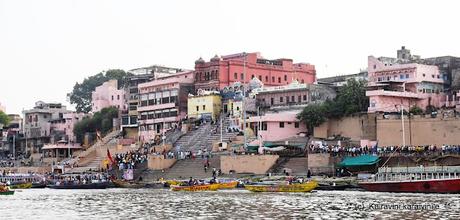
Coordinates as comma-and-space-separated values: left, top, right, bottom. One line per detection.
188, 177, 194, 186
307, 169, 312, 179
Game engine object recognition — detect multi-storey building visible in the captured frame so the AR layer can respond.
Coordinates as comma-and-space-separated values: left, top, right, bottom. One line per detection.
193, 52, 316, 92
0, 114, 22, 156
137, 71, 194, 142
49, 112, 85, 143
23, 101, 71, 154
248, 111, 307, 142
187, 90, 222, 121
91, 80, 126, 113
121, 65, 190, 138
366, 55, 446, 113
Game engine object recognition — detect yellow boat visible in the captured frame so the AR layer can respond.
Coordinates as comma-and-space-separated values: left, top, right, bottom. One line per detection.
165, 180, 182, 186
217, 181, 238, 189
170, 184, 220, 192
9, 182, 32, 189
244, 181, 318, 193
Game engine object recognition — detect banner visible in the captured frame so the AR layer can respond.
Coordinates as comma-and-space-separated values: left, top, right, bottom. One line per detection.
123, 169, 134, 180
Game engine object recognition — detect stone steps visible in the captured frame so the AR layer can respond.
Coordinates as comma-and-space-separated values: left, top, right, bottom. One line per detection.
279, 157, 309, 175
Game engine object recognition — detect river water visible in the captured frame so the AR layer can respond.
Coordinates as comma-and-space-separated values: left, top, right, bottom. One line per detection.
1, 188, 459, 219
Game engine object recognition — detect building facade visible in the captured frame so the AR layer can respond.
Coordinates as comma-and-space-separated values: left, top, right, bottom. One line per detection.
252, 80, 311, 109
137, 71, 194, 142
49, 112, 85, 143
23, 101, 72, 154
187, 91, 222, 121
193, 52, 316, 92
248, 111, 307, 142
366, 56, 446, 113
91, 80, 126, 113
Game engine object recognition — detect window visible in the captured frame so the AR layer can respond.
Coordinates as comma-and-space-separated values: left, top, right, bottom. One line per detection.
258, 75, 262, 81
278, 77, 281, 83
279, 122, 285, 128
286, 96, 289, 103
280, 97, 283, 102
406, 74, 409, 78
262, 98, 265, 103
284, 75, 287, 81
202, 105, 206, 110
294, 122, 300, 128
432, 75, 435, 78
251, 74, 254, 79
301, 79, 304, 83
400, 74, 404, 79
271, 98, 274, 105
298, 96, 301, 102
262, 122, 267, 130
303, 95, 307, 101
234, 72, 238, 79
196, 106, 199, 111
111, 95, 114, 100
272, 76, 275, 82
291, 96, 295, 102
423, 74, 426, 77
437, 75, 440, 79
241, 73, 244, 80
373, 65, 377, 69
265, 76, 269, 82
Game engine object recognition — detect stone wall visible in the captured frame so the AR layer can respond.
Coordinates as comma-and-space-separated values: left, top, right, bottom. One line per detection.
148, 155, 176, 170
220, 155, 279, 174
376, 116, 460, 146
314, 113, 377, 142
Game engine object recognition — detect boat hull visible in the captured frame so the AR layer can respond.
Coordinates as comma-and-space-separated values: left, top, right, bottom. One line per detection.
359, 178, 460, 193
0, 191, 15, 195
112, 179, 144, 189
9, 182, 32, 189
245, 181, 318, 193
170, 184, 220, 192
217, 181, 238, 189
47, 182, 109, 189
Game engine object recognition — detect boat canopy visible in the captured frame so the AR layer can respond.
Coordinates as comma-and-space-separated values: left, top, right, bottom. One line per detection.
338, 154, 380, 167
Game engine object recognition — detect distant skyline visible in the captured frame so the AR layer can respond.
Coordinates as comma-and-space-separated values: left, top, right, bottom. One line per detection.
1, 0, 460, 114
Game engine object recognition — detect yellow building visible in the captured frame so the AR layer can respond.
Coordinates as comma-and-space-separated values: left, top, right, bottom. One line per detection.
187, 91, 222, 121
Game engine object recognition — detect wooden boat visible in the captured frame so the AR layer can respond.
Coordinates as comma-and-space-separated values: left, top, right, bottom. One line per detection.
31, 182, 47, 188
358, 166, 460, 193
112, 179, 144, 189
217, 181, 238, 189
47, 182, 109, 189
9, 182, 32, 189
170, 184, 220, 192
0, 185, 14, 195
244, 181, 318, 193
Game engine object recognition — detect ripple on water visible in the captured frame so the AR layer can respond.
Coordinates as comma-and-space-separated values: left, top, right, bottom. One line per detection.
0, 189, 459, 219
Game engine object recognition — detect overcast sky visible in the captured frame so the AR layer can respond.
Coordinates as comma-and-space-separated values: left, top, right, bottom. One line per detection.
1, 0, 459, 114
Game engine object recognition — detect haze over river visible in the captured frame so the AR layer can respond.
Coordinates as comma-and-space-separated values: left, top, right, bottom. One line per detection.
1, 189, 459, 219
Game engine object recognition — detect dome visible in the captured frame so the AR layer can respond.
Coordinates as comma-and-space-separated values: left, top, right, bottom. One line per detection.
249, 77, 263, 90
211, 55, 221, 62
195, 57, 205, 65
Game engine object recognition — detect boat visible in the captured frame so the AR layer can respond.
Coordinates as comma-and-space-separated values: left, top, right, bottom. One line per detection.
217, 181, 238, 189
244, 181, 318, 193
9, 182, 32, 189
358, 166, 460, 193
316, 183, 351, 191
47, 182, 109, 189
112, 179, 144, 189
170, 184, 220, 192
31, 182, 47, 188
0, 185, 14, 195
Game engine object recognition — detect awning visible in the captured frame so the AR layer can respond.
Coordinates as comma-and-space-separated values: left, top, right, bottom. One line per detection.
338, 154, 380, 167
42, 144, 82, 150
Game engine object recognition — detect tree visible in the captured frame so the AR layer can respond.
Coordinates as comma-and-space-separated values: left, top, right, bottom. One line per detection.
409, 106, 423, 115
67, 69, 131, 113
73, 107, 119, 143
336, 79, 369, 116
297, 103, 327, 136
0, 111, 10, 126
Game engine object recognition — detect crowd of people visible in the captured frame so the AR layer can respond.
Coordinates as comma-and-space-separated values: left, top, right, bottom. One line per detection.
52, 173, 109, 185
114, 150, 148, 170
308, 144, 460, 157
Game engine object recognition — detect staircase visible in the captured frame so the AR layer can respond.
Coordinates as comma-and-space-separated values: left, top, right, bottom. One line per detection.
174, 116, 237, 152
66, 130, 121, 173
142, 156, 221, 181
268, 157, 309, 175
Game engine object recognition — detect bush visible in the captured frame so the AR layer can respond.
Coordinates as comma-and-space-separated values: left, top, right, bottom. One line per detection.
409, 106, 423, 115
73, 106, 119, 143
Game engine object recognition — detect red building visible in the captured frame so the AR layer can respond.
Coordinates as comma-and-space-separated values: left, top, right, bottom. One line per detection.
194, 52, 316, 92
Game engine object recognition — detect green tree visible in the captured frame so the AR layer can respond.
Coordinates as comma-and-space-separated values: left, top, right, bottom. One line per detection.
73, 106, 119, 143
0, 111, 10, 126
297, 103, 327, 136
67, 69, 131, 113
409, 106, 423, 115
336, 79, 369, 116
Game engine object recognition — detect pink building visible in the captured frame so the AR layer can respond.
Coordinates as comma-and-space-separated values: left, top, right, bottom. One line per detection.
50, 112, 85, 143
91, 80, 126, 112
194, 52, 316, 92
367, 56, 446, 112
137, 71, 194, 142
248, 111, 307, 142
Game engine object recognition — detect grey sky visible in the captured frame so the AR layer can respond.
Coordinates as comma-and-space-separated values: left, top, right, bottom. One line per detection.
1, 0, 459, 114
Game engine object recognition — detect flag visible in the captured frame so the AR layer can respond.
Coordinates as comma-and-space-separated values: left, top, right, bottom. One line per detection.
107, 148, 114, 164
